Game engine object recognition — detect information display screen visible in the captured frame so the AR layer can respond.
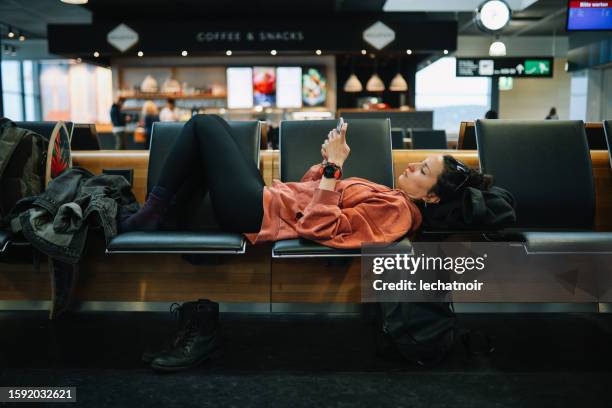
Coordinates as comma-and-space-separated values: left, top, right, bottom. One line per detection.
567, 1, 612, 31
276, 67, 303, 108
227, 66, 327, 108
456, 57, 554, 77
253, 67, 276, 107
302, 67, 327, 107
227, 67, 254, 109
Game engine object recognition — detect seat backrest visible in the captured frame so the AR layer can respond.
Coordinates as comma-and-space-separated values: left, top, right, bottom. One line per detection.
16, 121, 74, 141
585, 122, 607, 150
476, 119, 595, 229
391, 128, 406, 149
148, 120, 261, 230
604, 120, 612, 169
279, 119, 394, 187
410, 129, 447, 149
457, 121, 476, 149
339, 110, 433, 130
71, 123, 100, 150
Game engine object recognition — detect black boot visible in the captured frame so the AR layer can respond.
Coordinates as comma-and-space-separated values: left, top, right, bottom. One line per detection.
142, 301, 197, 364
150, 299, 221, 372
119, 185, 172, 232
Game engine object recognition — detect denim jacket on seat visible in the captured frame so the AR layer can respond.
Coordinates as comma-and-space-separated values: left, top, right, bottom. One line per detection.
9, 167, 139, 264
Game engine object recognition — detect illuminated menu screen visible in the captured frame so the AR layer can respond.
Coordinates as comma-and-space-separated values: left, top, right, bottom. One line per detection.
227, 67, 254, 109
253, 67, 276, 107
567, 1, 612, 30
276, 67, 302, 108
227, 66, 327, 108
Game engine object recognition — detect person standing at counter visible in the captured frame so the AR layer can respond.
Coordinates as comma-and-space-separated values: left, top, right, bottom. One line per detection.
110, 98, 129, 150
141, 101, 160, 149
159, 98, 179, 122
119, 114, 494, 372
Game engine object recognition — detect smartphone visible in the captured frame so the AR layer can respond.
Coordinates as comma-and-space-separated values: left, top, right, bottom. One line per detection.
336, 117, 345, 133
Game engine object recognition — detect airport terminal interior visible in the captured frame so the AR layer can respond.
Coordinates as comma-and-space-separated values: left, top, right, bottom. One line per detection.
0, 0, 612, 406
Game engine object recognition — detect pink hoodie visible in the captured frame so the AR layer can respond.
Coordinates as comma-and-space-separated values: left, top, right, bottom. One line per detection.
245, 164, 422, 248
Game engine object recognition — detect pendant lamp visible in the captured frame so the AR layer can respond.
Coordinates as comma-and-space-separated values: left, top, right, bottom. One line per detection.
366, 59, 385, 92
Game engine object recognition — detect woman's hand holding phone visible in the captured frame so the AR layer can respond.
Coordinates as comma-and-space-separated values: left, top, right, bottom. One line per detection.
321, 122, 349, 168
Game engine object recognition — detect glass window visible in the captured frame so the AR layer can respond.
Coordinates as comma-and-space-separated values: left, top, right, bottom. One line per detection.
1, 61, 21, 93
2, 61, 24, 121
3, 93, 23, 121
415, 57, 491, 137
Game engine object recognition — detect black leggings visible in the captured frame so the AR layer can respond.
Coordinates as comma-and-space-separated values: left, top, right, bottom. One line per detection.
157, 114, 264, 233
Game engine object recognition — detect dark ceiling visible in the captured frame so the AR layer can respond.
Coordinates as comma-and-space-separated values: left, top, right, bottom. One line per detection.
0, 0, 569, 40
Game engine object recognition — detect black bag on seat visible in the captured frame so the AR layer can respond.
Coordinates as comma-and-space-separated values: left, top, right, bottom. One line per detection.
376, 302, 457, 366
0, 118, 48, 225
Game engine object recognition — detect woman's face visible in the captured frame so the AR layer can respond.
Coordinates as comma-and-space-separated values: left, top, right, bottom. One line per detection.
397, 154, 444, 203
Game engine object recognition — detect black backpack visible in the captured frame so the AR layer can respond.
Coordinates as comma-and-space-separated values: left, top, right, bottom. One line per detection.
375, 302, 457, 366
0, 118, 48, 225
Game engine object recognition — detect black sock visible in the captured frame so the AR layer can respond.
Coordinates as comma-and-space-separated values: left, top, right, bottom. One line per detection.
119, 185, 172, 232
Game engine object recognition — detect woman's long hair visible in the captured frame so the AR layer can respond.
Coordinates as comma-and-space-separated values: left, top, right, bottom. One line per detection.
142, 100, 159, 117
430, 155, 493, 202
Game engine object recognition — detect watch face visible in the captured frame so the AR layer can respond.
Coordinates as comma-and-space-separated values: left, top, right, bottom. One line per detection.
323, 165, 336, 179
323, 164, 341, 179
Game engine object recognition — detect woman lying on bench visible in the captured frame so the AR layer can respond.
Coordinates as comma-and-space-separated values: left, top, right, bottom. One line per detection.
119, 114, 492, 372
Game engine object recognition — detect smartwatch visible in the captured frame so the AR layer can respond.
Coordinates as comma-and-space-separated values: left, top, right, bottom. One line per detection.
319, 162, 343, 180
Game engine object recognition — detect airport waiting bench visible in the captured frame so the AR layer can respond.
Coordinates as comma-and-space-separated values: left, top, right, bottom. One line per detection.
105, 120, 261, 254
3, 118, 612, 305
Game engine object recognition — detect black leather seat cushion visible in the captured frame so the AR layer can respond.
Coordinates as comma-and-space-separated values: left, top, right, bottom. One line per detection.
521, 231, 612, 253
272, 239, 361, 257
0, 231, 10, 253
107, 231, 245, 253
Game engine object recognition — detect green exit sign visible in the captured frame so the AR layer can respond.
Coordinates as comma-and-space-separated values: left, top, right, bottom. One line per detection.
524, 60, 551, 76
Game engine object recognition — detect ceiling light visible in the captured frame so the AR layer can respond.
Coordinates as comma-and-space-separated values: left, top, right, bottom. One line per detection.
406, 49, 412, 55
361, 49, 367, 55
7, 27, 14, 38
389, 73, 408, 92
76, 57, 82, 63
226, 50, 232, 56
315, 49, 322, 55
93, 51, 99, 57
366, 74, 385, 92
181, 50, 188, 56
19, 34, 25, 41
270, 50, 277, 55
137, 51, 144, 57
489, 39, 507, 56
475, 0, 511, 33
344, 74, 363, 92
443, 49, 449, 55
60, 0, 89, 4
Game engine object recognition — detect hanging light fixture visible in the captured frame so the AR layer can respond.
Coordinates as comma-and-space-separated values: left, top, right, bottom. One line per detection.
489, 36, 507, 56
343, 56, 363, 92
366, 58, 385, 92
389, 57, 408, 92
